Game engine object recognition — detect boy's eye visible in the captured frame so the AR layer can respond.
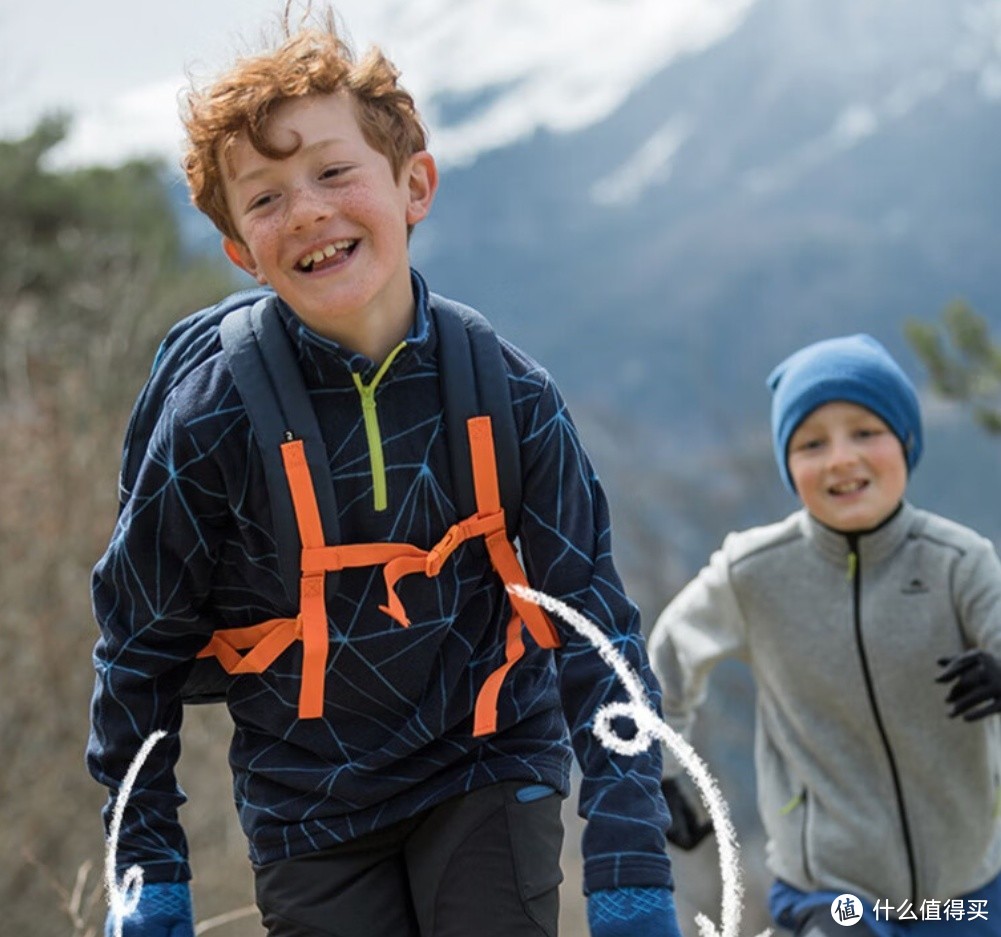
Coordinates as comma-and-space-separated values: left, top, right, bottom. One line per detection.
248, 192, 277, 211
793, 437, 824, 452
320, 165, 347, 181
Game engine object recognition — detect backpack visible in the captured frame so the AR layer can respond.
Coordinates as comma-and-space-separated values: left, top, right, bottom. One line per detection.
117, 285, 559, 735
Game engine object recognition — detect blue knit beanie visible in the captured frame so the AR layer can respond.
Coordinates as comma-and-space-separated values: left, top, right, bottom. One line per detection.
767, 334, 923, 493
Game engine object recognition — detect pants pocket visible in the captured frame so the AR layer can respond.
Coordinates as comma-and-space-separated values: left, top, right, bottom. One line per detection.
506, 788, 565, 936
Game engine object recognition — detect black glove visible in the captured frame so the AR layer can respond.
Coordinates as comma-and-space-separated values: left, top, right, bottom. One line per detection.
661, 776, 713, 850
936, 649, 1001, 721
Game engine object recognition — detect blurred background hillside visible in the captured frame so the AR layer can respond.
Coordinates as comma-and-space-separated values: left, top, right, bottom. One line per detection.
2, 0, 1000, 934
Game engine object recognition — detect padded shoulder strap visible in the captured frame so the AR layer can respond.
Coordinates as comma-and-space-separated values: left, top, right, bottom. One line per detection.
431, 295, 521, 536
220, 297, 340, 605
119, 287, 270, 506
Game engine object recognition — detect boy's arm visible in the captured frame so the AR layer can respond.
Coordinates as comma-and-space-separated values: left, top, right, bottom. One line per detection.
514, 369, 673, 895
953, 534, 1001, 659
935, 533, 1001, 721
87, 401, 228, 884
647, 543, 748, 776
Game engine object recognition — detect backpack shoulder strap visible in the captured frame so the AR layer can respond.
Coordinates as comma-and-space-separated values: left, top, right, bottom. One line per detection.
431, 294, 521, 536
220, 297, 341, 605
119, 287, 270, 507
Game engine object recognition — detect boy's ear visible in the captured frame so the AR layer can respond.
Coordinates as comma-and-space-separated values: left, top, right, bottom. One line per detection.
405, 151, 438, 227
222, 237, 267, 284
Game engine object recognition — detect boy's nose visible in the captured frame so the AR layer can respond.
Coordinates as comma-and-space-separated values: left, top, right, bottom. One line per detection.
827, 435, 859, 468
288, 186, 331, 230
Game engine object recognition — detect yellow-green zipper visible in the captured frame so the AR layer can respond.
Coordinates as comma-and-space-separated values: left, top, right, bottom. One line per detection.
351, 341, 407, 512
779, 792, 804, 816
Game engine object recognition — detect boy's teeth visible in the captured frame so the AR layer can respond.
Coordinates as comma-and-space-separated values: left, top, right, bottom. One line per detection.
832, 480, 864, 494
299, 240, 354, 269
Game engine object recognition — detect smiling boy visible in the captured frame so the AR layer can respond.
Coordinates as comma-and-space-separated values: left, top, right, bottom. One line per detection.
649, 334, 1001, 937
784, 400, 909, 532
220, 92, 433, 361
88, 10, 682, 937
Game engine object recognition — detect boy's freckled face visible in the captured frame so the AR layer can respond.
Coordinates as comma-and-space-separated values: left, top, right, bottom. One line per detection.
220, 92, 436, 347
787, 401, 908, 532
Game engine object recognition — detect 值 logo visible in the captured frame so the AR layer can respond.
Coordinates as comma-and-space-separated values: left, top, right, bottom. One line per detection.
831, 894, 864, 926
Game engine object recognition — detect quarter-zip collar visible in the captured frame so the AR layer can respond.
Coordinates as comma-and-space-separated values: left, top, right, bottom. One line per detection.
268, 270, 434, 513
272, 269, 433, 389
799, 500, 913, 568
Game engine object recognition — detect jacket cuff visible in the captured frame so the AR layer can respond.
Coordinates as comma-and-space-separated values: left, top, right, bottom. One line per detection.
582, 852, 674, 896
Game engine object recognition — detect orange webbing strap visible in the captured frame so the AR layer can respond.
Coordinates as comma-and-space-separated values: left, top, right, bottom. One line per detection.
196, 438, 330, 718
280, 439, 329, 718
196, 437, 493, 716
196, 420, 562, 729
472, 614, 527, 737
466, 416, 561, 737
196, 617, 302, 673
467, 417, 559, 649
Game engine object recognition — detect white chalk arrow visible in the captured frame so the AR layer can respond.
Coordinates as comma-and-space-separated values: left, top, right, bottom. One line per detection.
512, 585, 771, 937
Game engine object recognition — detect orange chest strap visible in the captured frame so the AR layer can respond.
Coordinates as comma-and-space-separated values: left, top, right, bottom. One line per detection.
197, 415, 560, 732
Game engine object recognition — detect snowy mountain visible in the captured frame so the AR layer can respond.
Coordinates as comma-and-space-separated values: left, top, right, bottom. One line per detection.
416, 0, 1001, 413
382, 0, 758, 168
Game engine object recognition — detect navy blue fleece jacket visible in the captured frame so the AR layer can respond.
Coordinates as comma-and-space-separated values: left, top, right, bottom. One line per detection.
87, 272, 672, 894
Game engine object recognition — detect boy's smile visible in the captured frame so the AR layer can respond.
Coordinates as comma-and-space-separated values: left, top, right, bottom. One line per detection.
787, 401, 908, 532
220, 92, 437, 361
294, 238, 357, 273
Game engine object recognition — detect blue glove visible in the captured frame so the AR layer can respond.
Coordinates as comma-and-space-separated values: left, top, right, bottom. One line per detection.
587, 886, 683, 937
105, 881, 195, 937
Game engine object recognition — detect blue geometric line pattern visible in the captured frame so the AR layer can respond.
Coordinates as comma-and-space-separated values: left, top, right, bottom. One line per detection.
87, 277, 672, 895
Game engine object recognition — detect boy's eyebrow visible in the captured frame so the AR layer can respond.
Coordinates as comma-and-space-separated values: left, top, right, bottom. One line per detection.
232, 137, 350, 186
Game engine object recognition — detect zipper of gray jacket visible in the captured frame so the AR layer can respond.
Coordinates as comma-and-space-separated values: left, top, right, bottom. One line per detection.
848, 532, 918, 905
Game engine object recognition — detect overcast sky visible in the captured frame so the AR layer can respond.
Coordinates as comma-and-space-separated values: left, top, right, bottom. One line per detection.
1, 1, 388, 160
1, 0, 755, 170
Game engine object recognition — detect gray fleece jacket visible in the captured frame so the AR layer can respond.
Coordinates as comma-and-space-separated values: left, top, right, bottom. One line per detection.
649, 501, 1001, 906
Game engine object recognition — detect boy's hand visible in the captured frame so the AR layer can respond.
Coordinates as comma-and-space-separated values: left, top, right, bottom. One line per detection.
587, 886, 683, 937
937, 650, 1001, 721
105, 882, 195, 937
661, 777, 714, 850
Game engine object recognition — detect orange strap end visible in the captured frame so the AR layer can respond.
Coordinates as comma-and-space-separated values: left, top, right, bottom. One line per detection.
472, 613, 526, 737
484, 531, 560, 649
197, 617, 300, 674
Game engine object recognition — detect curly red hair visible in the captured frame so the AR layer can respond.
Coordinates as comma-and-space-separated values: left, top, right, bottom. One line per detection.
181, 8, 427, 242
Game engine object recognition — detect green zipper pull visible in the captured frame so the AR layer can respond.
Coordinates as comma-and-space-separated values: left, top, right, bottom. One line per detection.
846, 550, 858, 582
355, 381, 387, 511
351, 341, 407, 513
